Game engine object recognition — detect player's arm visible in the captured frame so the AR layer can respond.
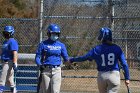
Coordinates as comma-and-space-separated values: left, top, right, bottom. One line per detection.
35, 42, 45, 92
12, 51, 18, 72
35, 42, 44, 66
13, 51, 18, 64
70, 48, 95, 63
10, 40, 18, 71
119, 53, 130, 80
61, 44, 69, 62
119, 51, 130, 86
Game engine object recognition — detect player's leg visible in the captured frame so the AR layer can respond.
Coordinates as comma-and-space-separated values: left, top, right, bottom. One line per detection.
37, 74, 47, 93
7, 62, 17, 93
97, 71, 108, 93
107, 71, 120, 93
37, 70, 43, 93
52, 67, 61, 93
41, 69, 51, 93
0, 62, 9, 92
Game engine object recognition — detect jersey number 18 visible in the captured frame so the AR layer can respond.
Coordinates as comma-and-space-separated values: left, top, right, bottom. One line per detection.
101, 53, 115, 66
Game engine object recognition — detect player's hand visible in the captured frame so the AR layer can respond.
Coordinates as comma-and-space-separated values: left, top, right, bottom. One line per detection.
39, 65, 45, 71
125, 80, 130, 86
13, 63, 18, 72
65, 58, 73, 66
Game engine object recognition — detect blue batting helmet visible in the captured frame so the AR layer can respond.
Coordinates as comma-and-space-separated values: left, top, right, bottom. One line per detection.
47, 24, 60, 33
4, 26, 15, 35
98, 27, 112, 41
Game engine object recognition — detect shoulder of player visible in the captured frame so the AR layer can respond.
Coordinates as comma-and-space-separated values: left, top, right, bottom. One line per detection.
41, 40, 47, 44
41, 39, 52, 44
111, 43, 121, 48
54, 40, 64, 44
9, 38, 16, 41
9, 38, 18, 43
94, 44, 102, 49
93, 43, 119, 50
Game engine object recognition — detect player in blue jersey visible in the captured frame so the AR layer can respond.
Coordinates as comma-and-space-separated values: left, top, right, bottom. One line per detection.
69, 27, 130, 93
35, 23, 69, 93
0, 26, 18, 93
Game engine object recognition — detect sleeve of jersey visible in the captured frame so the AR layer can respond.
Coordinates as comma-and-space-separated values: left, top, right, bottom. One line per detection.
10, 40, 18, 51
70, 48, 94, 62
35, 43, 43, 66
119, 52, 130, 80
61, 44, 69, 62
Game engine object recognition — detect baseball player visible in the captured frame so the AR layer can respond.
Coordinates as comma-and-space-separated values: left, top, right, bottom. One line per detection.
0, 26, 18, 93
69, 27, 130, 93
35, 23, 69, 93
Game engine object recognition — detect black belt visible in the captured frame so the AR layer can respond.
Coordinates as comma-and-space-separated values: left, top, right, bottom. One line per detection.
44, 65, 60, 68
2, 60, 9, 62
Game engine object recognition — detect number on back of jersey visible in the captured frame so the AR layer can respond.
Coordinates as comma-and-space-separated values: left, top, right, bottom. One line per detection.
101, 53, 115, 66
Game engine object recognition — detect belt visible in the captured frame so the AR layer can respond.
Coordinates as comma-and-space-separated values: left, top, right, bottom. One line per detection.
44, 65, 60, 68
2, 60, 9, 62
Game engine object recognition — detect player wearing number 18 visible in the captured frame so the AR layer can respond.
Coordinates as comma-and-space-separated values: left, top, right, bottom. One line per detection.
69, 27, 130, 93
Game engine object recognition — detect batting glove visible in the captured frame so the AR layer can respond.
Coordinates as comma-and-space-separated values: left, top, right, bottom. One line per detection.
13, 63, 18, 72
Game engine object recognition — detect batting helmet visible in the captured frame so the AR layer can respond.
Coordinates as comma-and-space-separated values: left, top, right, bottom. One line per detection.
4, 26, 15, 36
47, 24, 60, 34
98, 27, 112, 41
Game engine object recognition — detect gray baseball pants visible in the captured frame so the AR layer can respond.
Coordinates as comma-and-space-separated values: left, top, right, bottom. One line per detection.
97, 71, 120, 93
39, 67, 61, 93
0, 62, 15, 87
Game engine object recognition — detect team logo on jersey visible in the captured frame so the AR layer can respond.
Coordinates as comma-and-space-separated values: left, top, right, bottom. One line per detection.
47, 46, 61, 50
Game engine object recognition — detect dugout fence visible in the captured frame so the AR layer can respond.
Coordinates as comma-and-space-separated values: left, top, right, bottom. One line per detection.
0, 0, 140, 93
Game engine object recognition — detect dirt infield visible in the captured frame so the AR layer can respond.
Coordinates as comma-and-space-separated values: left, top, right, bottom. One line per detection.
61, 69, 140, 93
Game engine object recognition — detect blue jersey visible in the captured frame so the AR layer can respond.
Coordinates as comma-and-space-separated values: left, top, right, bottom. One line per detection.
70, 43, 130, 80
35, 39, 69, 66
1, 38, 18, 61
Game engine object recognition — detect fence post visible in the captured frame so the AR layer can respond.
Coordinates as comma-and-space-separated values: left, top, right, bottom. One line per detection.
39, 0, 44, 43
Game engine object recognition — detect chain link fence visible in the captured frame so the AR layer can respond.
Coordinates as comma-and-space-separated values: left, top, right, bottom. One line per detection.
0, 0, 140, 93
